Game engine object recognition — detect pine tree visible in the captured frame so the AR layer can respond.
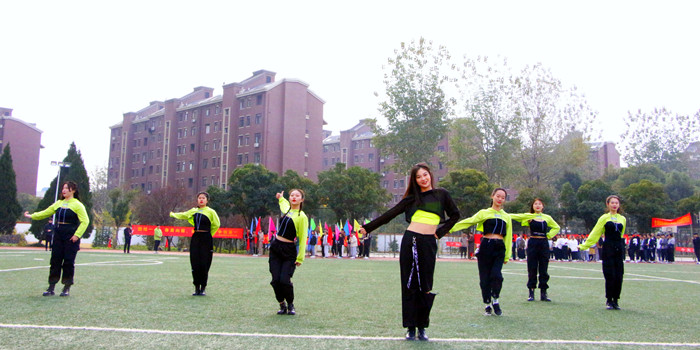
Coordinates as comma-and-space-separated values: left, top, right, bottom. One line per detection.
30, 143, 94, 238
0, 144, 22, 235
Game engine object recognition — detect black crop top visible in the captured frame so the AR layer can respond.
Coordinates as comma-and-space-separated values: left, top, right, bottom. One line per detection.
362, 188, 460, 238
604, 222, 624, 241
277, 212, 298, 240
483, 218, 507, 235
529, 220, 548, 237
194, 213, 211, 233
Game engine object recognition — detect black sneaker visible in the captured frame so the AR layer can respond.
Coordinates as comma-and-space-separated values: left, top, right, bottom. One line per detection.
417, 328, 428, 341
606, 300, 614, 310
527, 289, 535, 301
540, 290, 551, 302
405, 327, 416, 340
484, 305, 492, 316
277, 302, 287, 315
287, 303, 296, 315
192, 287, 201, 296
59, 286, 70, 297
612, 299, 620, 310
42, 286, 55, 297
492, 303, 502, 316
199, 288, 206, 296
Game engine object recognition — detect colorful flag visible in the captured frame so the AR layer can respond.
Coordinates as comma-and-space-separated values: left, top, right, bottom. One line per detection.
344, 220, 351, 235
248, 217, 255, 250
353, 219, 361, 238
268, 216, 276, 240
310, 218, 316, 231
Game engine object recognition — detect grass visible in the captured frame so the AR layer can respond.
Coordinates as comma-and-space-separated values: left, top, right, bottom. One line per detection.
1, 248, 699, 349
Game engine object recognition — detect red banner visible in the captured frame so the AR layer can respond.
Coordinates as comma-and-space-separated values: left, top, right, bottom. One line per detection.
446, 241, 462, 247
651, 213, 692, 228
132, 225, 244, 239
676, 247, 695, 253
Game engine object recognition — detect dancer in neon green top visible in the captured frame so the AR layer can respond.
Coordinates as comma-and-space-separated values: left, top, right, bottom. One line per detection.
511, 198, 560, 302
579, 195, 626, 310
269, 189, 309, 316
25, 181, 90, 297
450, 188, 511, 316
170, 191, 220, 296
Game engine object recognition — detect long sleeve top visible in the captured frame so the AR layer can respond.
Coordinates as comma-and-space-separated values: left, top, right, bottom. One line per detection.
31, 198, 89, 238
362, 188, 460, 239
170, 206, 221, 236
510, 213, 561, 239
450, 208, 513, 263
579, 213, 626, 250
278, 197, 309, 264
154, 227, 163, 240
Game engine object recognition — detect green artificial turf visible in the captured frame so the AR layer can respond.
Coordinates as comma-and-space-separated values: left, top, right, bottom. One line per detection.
1, 249, 698, 349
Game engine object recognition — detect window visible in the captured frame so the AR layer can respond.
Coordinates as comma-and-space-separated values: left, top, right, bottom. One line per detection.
256, 95, 263, 105
190, 144, 195, 152
238, 136, 243, 146
183, 128, 188, 138
205, 124, 210, 134
214, 140, 220, 150
203, 159, 208, 169
215, 105, 221, 115
245, 135, 250, 145
204, 142, 209, 151
156, 165, 161, 174
144, 138, 148, 146
237, 154, 243, 165
206, 109, 210, 116
244, 154, 249, 164
437, 145, 445, 152
239, 117, 245, 127
202, 177, 208, 187
188, 178, 193, 188
368, 153, 374, 162
323, 158, 328, 167
255, 113, 262, 124
254, 152, 260, 163
214, 122, 219, 132
189, 162, 193, 171
191, 126, 196, 136
254, 133, 261, 144
246, 115, 250, 126
149, 166, 153, 174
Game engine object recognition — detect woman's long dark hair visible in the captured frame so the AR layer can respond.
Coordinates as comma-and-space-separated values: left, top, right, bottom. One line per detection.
605, 194, 623, 214
490, 187, 507, 207
529, 198, 544, 214
59, 181, 80, 200
403, 163, 434, 204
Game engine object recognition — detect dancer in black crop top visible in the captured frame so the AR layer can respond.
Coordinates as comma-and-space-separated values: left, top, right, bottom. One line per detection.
360, 163, 459, 341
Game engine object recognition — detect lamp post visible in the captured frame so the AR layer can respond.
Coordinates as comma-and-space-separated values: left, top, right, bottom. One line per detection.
50, 161, 71, 223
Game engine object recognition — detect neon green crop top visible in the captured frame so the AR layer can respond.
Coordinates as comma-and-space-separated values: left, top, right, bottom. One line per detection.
411, 210, 440, 225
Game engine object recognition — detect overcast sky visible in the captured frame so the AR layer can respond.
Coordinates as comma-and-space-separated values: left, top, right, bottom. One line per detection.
2, 0, 698, 194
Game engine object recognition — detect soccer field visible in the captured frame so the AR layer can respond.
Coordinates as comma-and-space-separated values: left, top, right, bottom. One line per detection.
1, 248, 698, 349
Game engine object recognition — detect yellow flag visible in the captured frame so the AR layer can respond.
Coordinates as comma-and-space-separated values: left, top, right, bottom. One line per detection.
354, 219, 362, 238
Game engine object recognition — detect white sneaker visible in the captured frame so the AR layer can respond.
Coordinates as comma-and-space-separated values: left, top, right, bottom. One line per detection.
364, 257, 369, 259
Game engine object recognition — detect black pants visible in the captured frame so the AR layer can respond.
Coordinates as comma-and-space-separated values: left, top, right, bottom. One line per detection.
124, 237, 131, 253
49, 234, 80, 286
269, 239, 297, 304
667, 246, 675, 262
45, 236, 52, 251
628, 246, 638, 261
459, 247, 467, 259
190, 232, 213, 289
399, 231, 437, 328
526, 238, 550, 289
602, 239, 625, 300
477, 238, 505, 304
335, 242, 343, 257
363, 241, 371, 257
695, 247, 700, 262
154, 240, 161, 252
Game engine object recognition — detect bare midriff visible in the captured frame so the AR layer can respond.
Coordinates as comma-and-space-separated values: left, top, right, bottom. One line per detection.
407, 222, 438, 236
483, 233, 503, 240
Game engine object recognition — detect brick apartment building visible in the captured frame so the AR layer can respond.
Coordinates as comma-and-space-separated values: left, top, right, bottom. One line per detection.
322, 122, 449, 205
0, 107, 43, 195
588, 141, 621, 176
107, 70, 325, 194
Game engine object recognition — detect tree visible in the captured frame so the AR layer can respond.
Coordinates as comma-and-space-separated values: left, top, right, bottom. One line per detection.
576, 180, 613, 231
89, 166, 112, 247
369, 37, 455, 173
317, 163, 390, 220
132, 186, 190, 251
17, 193, 40, 220
677, 194, 700, 228
108, 188, 137, 249
556, 171, 583, 192
451, 55, 523, 185
664, 171, 695, 204
30, 143, 94, 238
227, 164, 283, 224
612, 164, 666, 192
620, 180, 672, 233
505, 187, 557, 218
620, 107, 700, 172
0, 144, 22, 235
559, 182, 578, 229
512, 63, 598, 189
439, 169, 492, 217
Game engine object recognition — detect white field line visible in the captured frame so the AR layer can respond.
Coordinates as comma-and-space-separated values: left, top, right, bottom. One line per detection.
0, 258, 178, 273
544, 265, 700, 285
0, 323, 697, 347
502, 271, 674, 282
